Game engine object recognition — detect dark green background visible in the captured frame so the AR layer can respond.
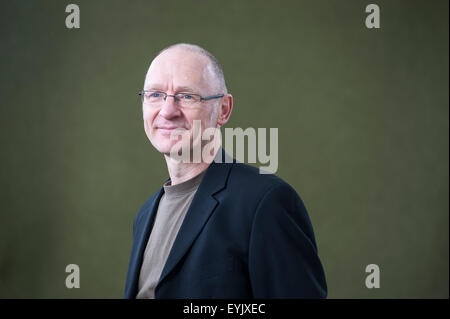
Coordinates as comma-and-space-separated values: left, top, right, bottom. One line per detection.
0, 0, 448, 298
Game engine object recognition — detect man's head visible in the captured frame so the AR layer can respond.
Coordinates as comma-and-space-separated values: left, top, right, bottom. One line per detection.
142, 43, 233, 157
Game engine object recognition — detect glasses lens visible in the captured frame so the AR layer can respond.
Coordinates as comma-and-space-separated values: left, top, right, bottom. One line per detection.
176, 93, 200, 107
142, 91, 165, 104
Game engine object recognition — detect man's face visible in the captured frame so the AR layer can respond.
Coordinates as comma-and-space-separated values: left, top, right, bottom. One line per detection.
142, 48, 222, 156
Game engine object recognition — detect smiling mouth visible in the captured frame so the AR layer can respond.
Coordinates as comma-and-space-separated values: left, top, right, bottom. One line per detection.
156, 126, 188, 134
158, 126, 183, 130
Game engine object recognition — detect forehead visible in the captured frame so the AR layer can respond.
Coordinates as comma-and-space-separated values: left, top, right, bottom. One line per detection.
144, 48, 214, 91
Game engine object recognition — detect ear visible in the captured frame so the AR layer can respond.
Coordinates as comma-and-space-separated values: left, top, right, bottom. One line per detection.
216, 94, 233, 126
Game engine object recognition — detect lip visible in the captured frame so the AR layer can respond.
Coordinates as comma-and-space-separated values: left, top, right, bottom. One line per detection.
157, 126, 181, 131
158, 126, 179, 130
156, 126, 186, 134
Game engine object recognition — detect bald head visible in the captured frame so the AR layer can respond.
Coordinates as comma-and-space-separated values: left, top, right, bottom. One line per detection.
149, 43, 227, 94
142, 43, 234, 159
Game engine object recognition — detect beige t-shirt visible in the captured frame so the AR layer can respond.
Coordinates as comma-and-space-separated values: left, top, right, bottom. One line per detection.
136, 171, 206, 299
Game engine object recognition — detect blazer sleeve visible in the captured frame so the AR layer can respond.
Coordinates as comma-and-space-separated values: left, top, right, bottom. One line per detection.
248, 182, 328, 298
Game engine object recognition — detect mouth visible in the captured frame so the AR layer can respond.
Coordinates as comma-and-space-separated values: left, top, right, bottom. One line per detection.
156, 126, 186, 135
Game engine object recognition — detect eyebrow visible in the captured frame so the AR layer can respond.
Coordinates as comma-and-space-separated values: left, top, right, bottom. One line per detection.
174, 86, 196, 93
144, 84, 197, 93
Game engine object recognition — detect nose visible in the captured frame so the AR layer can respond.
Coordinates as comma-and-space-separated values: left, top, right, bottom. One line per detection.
158, 95, 181, 119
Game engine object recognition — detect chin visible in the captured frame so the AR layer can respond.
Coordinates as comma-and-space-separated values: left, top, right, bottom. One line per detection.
149, 130, 193, 157
151, 141, 175, 155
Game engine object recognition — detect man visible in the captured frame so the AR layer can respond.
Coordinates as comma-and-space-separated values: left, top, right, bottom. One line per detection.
124, 43, 327, 298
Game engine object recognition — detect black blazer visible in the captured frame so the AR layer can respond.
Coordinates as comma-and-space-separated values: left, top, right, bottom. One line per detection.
124, 153, 327, 298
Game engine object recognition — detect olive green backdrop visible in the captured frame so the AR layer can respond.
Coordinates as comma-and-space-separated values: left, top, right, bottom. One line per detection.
0, 0, 448, 298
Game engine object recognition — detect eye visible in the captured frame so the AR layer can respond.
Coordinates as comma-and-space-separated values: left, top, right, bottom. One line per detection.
150, 92, 161, 98
181, 94, 193, 100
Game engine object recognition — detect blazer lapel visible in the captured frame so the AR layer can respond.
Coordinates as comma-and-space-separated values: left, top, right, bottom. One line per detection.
125, 187, 164, 298
156, 156, 233, 290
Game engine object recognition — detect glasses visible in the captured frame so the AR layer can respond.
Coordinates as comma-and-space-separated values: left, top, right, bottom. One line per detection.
138, 90, 224, 107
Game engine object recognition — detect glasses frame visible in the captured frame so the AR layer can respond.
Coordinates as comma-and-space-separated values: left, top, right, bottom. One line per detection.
138, 90, 224, 105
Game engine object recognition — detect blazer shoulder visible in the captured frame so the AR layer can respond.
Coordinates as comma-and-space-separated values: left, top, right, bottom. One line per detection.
229, 162, 298, 199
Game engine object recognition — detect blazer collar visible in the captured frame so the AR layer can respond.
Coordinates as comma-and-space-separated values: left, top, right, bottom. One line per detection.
125, 149, 235, 298
124, 186, 163, 298
155, 149, 234, 291
125, 149, 234, 298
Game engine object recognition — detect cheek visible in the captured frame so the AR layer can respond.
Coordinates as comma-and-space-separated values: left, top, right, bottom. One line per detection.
203, 111, 218, 129
208, 105, 219, 124
143, 108, 157, 131
186, 109, 217, 129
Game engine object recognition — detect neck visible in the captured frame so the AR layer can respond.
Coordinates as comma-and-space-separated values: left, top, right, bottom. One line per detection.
163, 136, 222, 185
163, 156, 211, 185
